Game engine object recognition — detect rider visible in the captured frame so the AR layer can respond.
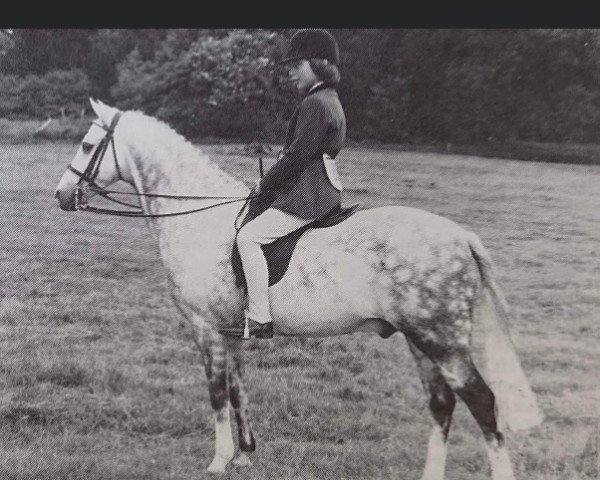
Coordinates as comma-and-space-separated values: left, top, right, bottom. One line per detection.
223, 29, 347, 339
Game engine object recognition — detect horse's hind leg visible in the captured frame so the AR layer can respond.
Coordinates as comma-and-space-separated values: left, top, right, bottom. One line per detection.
410, 333, 516, 480
407, 340, 456, 480
224, 337, 255, 467
450, 359, 515, 480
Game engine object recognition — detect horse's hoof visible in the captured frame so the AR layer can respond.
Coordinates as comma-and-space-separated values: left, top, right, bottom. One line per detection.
232, 453, 253, 468
207, 458, 228, 474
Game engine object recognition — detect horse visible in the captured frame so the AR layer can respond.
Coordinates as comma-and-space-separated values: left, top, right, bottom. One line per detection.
55, 99, 543, 479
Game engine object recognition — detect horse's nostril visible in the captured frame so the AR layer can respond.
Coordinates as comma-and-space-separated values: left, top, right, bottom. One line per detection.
54, 190, 59, 199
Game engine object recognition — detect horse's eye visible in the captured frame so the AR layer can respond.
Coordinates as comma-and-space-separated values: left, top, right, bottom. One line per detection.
82, 142, 94, 154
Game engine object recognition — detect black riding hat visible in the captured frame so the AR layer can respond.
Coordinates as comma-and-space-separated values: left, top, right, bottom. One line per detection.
279, 29, 340, 66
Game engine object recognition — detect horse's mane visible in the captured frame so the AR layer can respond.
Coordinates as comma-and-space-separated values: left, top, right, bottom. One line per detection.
121, 110, 248, 195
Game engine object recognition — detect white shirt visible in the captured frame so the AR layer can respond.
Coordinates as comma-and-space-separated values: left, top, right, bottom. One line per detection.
307, 81, 325, 94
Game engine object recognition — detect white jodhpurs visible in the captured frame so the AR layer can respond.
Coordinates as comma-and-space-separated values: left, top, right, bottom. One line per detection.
236, 208, 314, 324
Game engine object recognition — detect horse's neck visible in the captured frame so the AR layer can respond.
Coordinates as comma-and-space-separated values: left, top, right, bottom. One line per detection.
122, 115, 249, 237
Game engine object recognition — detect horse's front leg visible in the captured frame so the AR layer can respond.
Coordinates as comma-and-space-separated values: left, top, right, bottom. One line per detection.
194, 325, 235, 474
225, 337, 255, 467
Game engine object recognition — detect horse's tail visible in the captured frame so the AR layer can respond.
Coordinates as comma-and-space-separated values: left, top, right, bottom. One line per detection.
467, 231, 544, 432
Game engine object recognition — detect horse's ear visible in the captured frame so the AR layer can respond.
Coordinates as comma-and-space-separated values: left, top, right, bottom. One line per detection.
90, 99, 118, 125
89, 98, 103, 118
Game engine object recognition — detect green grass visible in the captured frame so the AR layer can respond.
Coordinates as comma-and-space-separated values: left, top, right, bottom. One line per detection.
1, 142, 599, 479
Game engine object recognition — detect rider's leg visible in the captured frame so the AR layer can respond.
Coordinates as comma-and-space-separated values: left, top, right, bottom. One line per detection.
236, 208, 313, 325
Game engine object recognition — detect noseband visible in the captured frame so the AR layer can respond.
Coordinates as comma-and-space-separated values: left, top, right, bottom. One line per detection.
66, 111, 256, 218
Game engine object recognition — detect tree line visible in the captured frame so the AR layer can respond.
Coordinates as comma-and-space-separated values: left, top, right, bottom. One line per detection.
1, 28, 599, 145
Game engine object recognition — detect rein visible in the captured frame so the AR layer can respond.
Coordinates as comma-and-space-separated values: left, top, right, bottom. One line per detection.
68, 111, 257, 219
79, 197, 251, 218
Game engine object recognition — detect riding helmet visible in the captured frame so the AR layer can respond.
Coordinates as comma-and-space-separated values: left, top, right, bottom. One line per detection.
279, 29, 340, 66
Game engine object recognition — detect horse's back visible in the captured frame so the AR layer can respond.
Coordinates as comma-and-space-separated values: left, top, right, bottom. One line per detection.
298, 205, 468, 254
354, 205, 463, 232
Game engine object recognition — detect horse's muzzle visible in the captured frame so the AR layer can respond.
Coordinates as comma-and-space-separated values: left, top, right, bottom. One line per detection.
55, 188, 77, 211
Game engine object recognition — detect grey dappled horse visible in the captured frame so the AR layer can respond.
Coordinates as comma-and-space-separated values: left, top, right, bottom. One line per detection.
55, 100, 543, 479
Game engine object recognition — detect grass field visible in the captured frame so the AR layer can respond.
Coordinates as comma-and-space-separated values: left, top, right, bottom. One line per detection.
1, 141, 599, 479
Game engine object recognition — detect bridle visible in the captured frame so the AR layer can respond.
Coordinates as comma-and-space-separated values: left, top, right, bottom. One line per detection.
67, 111, 256, 221
67, 111, 146, 213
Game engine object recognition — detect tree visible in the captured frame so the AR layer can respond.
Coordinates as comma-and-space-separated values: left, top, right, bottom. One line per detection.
0, 69, 91, 118
4, 28, 600, 145
0, 29, 94, 76
112, 29, 292, 141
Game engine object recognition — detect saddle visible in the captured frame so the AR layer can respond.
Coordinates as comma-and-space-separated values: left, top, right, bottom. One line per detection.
231, 194, 361, 289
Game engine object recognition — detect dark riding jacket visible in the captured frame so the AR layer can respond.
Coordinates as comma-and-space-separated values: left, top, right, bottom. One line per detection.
259, 82, 346, 219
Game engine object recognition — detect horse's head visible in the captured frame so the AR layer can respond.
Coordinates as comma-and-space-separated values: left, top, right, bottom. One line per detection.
55, 99, 133, 211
